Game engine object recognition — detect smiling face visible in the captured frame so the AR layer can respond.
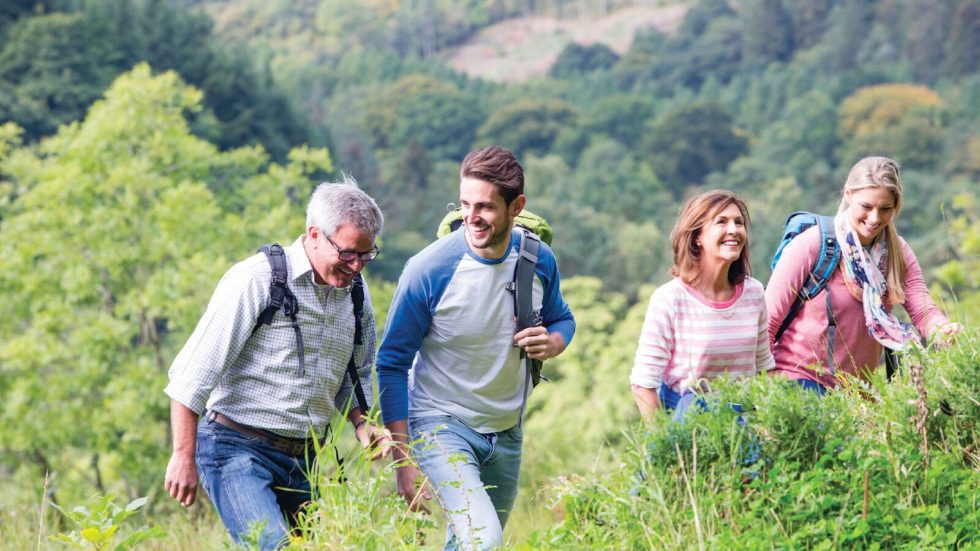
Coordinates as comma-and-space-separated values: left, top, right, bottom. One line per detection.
698, 202, 747, 267
846, 186, 896, 246
305, 223, 376, 287
459, 176, 525, 259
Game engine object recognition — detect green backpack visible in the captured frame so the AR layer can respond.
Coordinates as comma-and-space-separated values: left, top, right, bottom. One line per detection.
435, 208, 553, 386
436, 208, 553, 246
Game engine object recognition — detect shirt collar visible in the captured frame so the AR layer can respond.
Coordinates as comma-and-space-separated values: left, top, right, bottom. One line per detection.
285, 236, 315, 283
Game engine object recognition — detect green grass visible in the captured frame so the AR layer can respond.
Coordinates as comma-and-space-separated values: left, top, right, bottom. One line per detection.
528, 332, 980, 550
10, 331, 978, 550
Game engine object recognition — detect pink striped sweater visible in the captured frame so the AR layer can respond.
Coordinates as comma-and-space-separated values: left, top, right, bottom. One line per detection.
632, 277, 775, 393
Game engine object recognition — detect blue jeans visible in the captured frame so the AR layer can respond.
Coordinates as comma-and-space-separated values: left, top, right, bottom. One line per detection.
796, 378, 828, 395
659, 383, 709, 423
409, 415, 523, 551
195, 418, 313, 550
658, 383, 760, 467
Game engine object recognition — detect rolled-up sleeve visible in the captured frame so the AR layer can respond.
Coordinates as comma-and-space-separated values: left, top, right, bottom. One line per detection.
164, 261, 265, 414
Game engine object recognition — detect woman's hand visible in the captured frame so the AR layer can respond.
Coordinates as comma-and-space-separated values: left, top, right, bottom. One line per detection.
932, 321, 964, 348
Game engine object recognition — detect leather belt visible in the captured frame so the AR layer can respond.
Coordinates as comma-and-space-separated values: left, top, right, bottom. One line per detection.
208, 412, 323, 456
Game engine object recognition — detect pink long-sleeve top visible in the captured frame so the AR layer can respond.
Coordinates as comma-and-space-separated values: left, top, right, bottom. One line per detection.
765, 226, 949, 388
632, 277, 775, 393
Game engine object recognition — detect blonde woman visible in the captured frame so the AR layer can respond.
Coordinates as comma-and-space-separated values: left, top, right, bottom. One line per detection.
766, 157, 962, 393
632, 190, 774, 421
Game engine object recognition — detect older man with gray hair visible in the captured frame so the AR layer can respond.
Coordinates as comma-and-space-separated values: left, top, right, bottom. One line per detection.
164, 178, 388, 550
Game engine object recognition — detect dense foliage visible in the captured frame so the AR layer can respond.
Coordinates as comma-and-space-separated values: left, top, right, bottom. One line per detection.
532, 334, 980, 549
0, 0, 312, 159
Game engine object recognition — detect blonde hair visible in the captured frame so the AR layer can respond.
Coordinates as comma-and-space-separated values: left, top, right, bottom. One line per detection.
838, 156, 907, 304
670, 190, 751, 286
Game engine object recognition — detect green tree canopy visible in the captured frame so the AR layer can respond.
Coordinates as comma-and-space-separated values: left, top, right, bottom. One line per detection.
475, 99, 578, 158
645, 101, 749, 195
549, 42, 620, 78
0, 0, 311, 159
362, 74, 485, 162
740, 0, 795, 67
837, 83, 945, 169
0, 63, 331, 504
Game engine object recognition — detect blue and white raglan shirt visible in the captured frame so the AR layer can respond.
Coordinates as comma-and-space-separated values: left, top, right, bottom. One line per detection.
377, 228, 575, 433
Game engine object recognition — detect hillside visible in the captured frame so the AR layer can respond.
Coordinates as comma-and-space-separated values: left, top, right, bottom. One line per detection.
444, 4, 691, 82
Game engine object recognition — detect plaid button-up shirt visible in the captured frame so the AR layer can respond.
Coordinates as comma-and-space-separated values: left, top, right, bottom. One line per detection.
165, 237, 376, 438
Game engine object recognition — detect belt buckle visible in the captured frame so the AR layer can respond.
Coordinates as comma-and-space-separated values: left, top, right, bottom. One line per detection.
271, 436, 305, 456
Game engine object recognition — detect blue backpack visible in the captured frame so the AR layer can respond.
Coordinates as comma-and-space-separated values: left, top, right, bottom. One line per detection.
770, 211, 898, 379
770, 212, 840, 343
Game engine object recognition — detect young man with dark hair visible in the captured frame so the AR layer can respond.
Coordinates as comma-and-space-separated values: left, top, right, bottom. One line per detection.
377, 145, 576, 549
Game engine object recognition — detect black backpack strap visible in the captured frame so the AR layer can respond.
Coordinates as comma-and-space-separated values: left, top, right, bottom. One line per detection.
255, 244, 288, 330
346, 275, 371, 413
514, 230, 541, 333
884, 347, 898, 380
254, 244, 306, 377
510, 229, 546, 394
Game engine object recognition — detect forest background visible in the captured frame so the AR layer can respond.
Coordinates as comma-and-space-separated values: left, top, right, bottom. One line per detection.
0, 0, 977, 548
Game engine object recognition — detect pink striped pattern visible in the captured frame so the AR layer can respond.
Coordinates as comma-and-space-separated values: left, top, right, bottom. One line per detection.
631, 277, 774, 393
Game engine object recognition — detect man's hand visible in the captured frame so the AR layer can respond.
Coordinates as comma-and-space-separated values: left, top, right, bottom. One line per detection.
164, 451, 198, 507
513, 327, 565, 360
395, 464, 432, 514
166, 400, 200, 507
355, 421, 393, 461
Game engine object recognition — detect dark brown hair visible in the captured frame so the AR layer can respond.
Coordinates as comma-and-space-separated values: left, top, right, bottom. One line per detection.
460, 145, 525, 205
670, 189, 752, 285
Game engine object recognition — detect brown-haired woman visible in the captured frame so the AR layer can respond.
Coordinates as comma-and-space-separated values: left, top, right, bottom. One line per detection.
631, 190, 774, 421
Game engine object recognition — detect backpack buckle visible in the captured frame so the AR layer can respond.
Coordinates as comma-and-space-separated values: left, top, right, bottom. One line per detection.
283, 296, 298, 317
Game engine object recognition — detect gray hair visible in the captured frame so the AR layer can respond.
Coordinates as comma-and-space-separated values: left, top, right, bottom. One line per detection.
306, 175, 383, 239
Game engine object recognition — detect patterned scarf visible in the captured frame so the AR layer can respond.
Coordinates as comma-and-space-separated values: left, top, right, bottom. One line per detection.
834, 212, 918, 350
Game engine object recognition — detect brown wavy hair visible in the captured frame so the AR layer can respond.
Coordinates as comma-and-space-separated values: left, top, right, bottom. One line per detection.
460, 145, 525, 205
670, 190, 752, 285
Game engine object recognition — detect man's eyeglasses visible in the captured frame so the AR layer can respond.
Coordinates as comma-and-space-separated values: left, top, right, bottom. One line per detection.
325, 235, 380, 262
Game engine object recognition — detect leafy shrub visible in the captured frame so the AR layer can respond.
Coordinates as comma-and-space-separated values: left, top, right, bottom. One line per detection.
535, 331, 980, 549
49, 494, 164, 550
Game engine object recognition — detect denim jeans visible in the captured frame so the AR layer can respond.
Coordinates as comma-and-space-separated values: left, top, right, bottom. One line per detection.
796, 378, 828, 395
658, 383, 760, 467
195, 418, 313, 550
658, 383, 709, 423
409, 415, 523, 551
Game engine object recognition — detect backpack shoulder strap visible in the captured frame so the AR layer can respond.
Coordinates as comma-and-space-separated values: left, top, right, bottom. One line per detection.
254, 243, 307, 377
513, 229, 541, 332
512, 229, 547, 395
346, 275, 371, 413
351, 275, 364, 346
774, 216, 841, 343
255, 243, 289, 330
800, 215, 840, 299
